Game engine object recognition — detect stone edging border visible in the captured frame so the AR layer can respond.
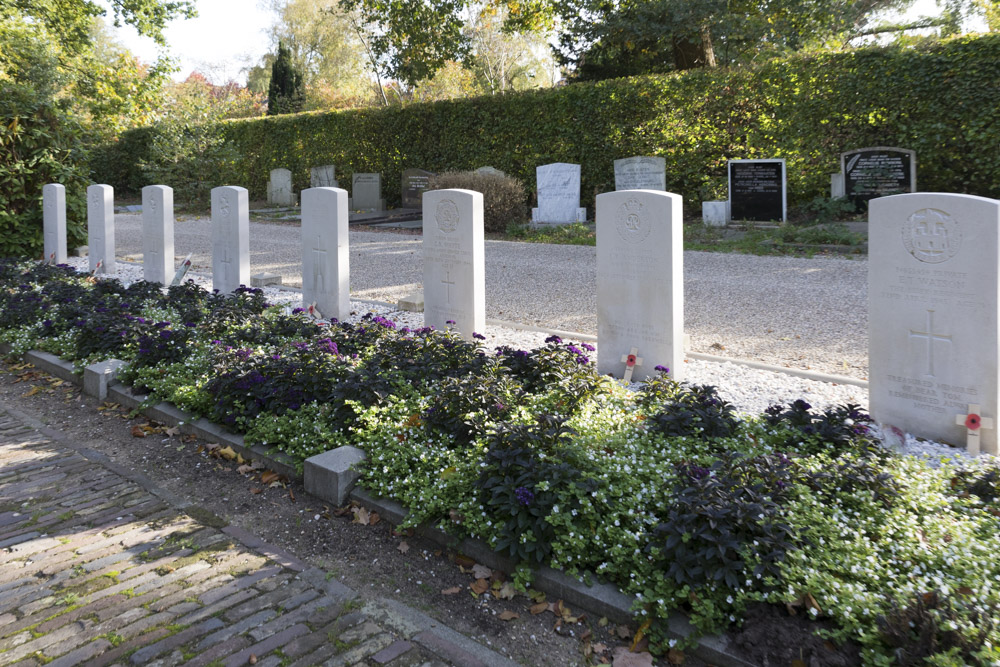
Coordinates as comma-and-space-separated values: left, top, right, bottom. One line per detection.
5, 344, 755, 667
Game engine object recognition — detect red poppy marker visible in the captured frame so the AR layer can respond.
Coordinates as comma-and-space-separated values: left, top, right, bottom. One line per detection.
956, 404, 993, 457
620, 347, 643, 383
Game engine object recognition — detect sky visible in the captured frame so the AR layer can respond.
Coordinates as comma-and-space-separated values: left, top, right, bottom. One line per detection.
104, 0, 979, 85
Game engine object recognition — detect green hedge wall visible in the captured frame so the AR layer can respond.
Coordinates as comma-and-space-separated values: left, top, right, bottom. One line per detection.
95, 34, 1000, 212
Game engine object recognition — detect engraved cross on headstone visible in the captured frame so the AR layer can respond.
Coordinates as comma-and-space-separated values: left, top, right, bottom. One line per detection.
441, 269, 456, 305
956, 404, 993, 457
620, 347, 643, 383
909, 309, 951, 377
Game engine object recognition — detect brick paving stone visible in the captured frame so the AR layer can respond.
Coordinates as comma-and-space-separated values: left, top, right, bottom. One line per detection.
372, 640, 415, 664
221, 624, 311, 667
413, 630, 491, 667
128, 617, 225, 664
181, 635, 252, 667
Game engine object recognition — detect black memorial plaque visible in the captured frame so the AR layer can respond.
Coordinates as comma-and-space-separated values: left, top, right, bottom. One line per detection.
842, 148, 915, 211
401, 169, 435, 209
729, 160, 785, 222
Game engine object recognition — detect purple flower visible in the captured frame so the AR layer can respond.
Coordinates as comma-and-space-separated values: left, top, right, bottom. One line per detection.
446, 320, 456, 325
545, 335, 562, 344
271, 354, 281, 360
316, 338, 338, 355
158, 330, 171, 339
793, 399, 812, 412
654, 365, 669, 373
472, 332, 486, 341
581, 343, 595, 352
292, 307, 305, 314
576, 355, 590, 365
514, 486, 535, 506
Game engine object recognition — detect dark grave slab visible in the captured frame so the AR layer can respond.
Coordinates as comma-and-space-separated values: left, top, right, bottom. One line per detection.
841, 147, 916, 212
728, 159, 786, 222
401, 169, 435, 208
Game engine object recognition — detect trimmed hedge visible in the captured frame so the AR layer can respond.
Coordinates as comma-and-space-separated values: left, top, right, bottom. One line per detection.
94, 34, 1000, 212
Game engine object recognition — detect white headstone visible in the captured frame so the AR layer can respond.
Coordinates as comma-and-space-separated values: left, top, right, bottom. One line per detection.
422, 189, 485, 341
614, 156, 666, 191
267, 168, 296, 207
869, 192, 1000, 456
311, 165, 337, 188
532, 163, 586, 224
351, 173, 383, 212
597, 190, 684, 383
301, 187, 350, 321
87, 184, 115, 274
211, 186, 250, 294
142, 185, 174, 285
702, 201, 730, 227
42, 183, 67, 264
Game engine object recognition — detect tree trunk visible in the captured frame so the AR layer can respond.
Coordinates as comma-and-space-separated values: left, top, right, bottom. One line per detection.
671, 23, 716, 70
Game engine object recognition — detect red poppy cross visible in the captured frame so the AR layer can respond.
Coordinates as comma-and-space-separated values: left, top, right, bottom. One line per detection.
620, 347, 643, 383
956, 404, 993, 457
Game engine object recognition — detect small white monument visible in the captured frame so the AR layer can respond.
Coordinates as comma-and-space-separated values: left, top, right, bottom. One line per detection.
532, 163, 586, 225
267, 168, 296, 207
869, 192, 1000, 456
87, 184, 115, 274
422, 189, 485, 341
596, 190, 684, 383
142, 185, 174, 285
614, 156, 666, 191
301, 187, 350, 322
211, 186, 250, 294
42, 183, 67, 264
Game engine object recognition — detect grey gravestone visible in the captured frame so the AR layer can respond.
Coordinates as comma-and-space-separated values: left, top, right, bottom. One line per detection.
532, 162, 586, 224
423, 189, 485, 341
310, 165, 337, 188
728, 159, 786, 222
597, 190, 684, 383
614, 156, 666, 191
142, 185, 174, 285
351, 173, 383, 212
87, 184, 115, 274
476, 166, 506, 177
42, 183, 67, 264
267, 168, 296, 207
401, 169, 435, 208
301, 187, 350, 321
842, 147, 916, 212
869, 193, 1000, 456
211, 186, 250, 293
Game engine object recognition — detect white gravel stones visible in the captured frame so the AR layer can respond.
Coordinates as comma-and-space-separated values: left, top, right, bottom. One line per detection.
60, 258, 978, 465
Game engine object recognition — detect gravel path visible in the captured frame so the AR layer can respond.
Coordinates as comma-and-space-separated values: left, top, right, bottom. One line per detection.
113, 214, 869, 379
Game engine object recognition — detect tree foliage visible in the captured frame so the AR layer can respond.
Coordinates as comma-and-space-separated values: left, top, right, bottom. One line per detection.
267, 41, 305, 114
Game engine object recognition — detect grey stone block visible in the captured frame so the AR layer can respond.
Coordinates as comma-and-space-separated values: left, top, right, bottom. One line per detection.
304, 446, 366, 505
397, 290, 424, 313
25, 350, 78, 383
251, 272, 282, 287
73, 246, 88, 257
83, 359, 126, 400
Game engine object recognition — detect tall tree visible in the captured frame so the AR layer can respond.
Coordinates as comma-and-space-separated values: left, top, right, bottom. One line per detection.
267, 41, 305, 114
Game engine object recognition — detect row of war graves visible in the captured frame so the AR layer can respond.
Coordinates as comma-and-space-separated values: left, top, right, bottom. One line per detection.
266, 146, 917, 224
40, 175, 1000, 457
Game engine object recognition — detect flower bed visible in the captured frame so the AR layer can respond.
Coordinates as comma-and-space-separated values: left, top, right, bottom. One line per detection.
2, 259, 999, 665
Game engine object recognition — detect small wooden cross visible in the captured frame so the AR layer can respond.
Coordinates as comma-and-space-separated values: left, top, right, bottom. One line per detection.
307, 302, 323, 320
620, 347, 643, 383
956, 404, 993, 457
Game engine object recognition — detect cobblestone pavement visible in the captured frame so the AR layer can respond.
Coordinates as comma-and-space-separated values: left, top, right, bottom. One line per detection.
0, 409, 516, 667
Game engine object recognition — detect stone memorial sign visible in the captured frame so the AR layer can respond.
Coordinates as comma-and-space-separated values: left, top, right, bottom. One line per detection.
42, 183, 67, 265
614, 156, 666, 191
310, 165, 337, 188
422, 189, 485, 340
211, 186, 250, 294
728, 159, 786, 222
87, 184, 115, 274
596, 190, 684, 383
142, 185, 174, 285
267, 168, 295, 207
842, 147, 916, 211
401, 169, 435, 208
532, 162, 586, 224
869, 193, 1000, 456
351, 173, 383, 212
301, 187, 350, 321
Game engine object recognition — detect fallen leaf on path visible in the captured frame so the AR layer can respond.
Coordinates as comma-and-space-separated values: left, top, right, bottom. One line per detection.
495, 583, 516, 600
529, 602, 549, 615
441, 587, 461, 595
260, 470, 283, 485
611, 647, 654, 667
237, 464, 255, 475
499, 610, 519, 621
368, 511, 380, 525
472, 564, 492, 580
397, 541, 410, 554
23, 386, 42, 397
352, 507, 370, 525
164, 426, 180, 436
454, 554, 476, 568
616, 625, 631, 639
666, 648, 685, 665
470, 579, 489, 595
130, 425, 146, 438
592, 643, 607, 654
217, 446, 237, 460
250, 487, 263, 494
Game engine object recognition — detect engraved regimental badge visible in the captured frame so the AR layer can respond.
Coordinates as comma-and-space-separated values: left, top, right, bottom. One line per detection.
902, 208, 961, 264
436, 199, 459, 234
615, 197, 653, 244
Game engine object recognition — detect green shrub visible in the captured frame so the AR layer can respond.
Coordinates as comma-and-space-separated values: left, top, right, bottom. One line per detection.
428, 170, 526, 233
